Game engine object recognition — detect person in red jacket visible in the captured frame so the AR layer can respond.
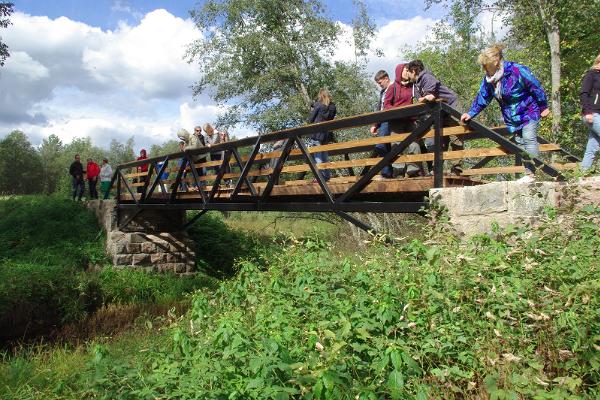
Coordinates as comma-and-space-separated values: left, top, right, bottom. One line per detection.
136, 149, 148, 194
382, 63, 423, 177
86, 158, 100, 199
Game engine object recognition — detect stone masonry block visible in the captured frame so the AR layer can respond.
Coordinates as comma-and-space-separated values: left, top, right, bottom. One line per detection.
140, 242, 157, 253
126, 243, 142, 253
113, 254, 133, 266
506, 182, 560, 216
132, 253, 151, 265
150, 253, 167, 263
456, 182, 508, 216
127, 232, 147, 243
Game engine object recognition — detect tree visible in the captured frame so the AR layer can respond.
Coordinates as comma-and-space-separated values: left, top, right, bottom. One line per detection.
39, 134, 64, 194
0, 131, 44, 195
187, 0, 376, 133
0, 2, 13, 67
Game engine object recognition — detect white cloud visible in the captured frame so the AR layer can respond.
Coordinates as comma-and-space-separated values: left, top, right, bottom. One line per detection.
333, 16, 437, 79
0, 10, 214, 151
0, 8, 440, 154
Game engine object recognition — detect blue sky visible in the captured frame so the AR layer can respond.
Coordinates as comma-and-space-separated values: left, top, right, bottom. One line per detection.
13, 0, 444, 30
2, 0, 447, 150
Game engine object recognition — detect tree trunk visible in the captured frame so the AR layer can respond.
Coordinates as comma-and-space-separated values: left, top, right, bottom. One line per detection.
537, 0, 562, 139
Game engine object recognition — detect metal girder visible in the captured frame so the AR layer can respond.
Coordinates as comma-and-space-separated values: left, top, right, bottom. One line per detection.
295, 137, 334, 204
232, 135, 262, 199
182, 209, 208, 230
118, 201, 428, 213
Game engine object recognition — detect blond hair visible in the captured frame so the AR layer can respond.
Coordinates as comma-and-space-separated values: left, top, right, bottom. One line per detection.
478, 44, 506, 66
594, 54, 600, 68
317, 88, 332, 106
202, 123, 214, 135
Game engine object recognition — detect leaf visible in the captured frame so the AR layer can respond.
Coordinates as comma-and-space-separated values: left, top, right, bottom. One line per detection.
387, 369, 405, 397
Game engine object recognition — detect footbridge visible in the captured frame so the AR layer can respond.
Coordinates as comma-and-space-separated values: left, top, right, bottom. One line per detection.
111, 102, 579, 232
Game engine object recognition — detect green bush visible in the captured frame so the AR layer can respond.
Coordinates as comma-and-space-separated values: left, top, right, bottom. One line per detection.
95, 267, 217, 304
0, 263, 89, 340
187, 212, 266, 278
80, 209, 600, 399
0, 195, 106, 267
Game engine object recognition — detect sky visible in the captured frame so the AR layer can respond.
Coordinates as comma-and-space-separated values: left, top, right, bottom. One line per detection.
0, 0, 476, 152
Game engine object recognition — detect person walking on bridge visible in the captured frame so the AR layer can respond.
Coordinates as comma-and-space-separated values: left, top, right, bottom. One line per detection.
307, 88, 337, 182
86, 158, 100, 199
580, 54, 600, 172
69, 154, 85, 201
460, 44, 550, 182
370, 70, 394, 179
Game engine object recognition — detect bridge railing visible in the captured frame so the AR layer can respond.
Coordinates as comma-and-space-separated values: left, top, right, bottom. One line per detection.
110, 102, 577, 229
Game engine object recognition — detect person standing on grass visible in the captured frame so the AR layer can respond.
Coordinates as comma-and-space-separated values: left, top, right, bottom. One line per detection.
460, 44, 550, 182
69, 154, 85, 201
307, 88, 337, 182
99, 158, 113, 199
580, 54, 600, 171
86, 158, 100, 199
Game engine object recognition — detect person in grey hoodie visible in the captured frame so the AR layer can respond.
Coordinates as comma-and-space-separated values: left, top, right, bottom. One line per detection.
405, 59, 463, 174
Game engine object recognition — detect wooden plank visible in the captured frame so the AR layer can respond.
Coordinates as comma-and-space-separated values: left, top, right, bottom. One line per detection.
461, 162, 578, 176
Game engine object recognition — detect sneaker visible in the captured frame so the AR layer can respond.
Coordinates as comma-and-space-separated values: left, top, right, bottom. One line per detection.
516, 175, 535, 183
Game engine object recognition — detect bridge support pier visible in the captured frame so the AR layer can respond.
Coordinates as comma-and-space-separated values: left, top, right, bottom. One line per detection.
87, 200, 196, 274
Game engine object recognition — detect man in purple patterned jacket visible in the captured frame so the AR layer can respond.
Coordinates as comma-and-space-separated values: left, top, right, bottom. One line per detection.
461, 44, 550, 182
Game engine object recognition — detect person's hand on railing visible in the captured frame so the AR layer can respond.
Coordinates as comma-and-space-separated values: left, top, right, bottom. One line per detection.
460, 113, 472, 125
369, 125, 378, 136
418, 94, 436, 103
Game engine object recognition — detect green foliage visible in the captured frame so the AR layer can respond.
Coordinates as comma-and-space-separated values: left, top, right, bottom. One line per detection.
187, 0, 376, 132
0, 131, 44, 195
187, 212, 267, 278
0, 1, 13, 67
76, 209, 600, 398
0, 263, 90, 340
94, 267, 217, 305
0, 195, 105, 266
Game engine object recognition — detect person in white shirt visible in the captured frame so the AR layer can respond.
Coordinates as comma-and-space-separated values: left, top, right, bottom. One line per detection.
99, 158, 113, 199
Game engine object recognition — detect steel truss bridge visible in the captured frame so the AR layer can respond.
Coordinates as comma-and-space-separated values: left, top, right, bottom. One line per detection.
111, 102, 579, 232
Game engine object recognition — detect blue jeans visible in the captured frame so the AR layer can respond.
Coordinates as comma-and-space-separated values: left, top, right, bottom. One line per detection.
307, 139, 330, 181
581, 113, 600, 171
72, 177, 84, 200
514, 120, 540, 174
374, 122, 392, 176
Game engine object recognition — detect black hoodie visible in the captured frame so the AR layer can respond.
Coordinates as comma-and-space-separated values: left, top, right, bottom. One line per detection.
580, 68, 600, 115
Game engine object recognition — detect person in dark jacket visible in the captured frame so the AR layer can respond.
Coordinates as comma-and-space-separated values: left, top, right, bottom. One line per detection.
580, 54, 600, 171
69, 154, 85, 201
307, 88, 336, 181
406, 59, 464, 174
